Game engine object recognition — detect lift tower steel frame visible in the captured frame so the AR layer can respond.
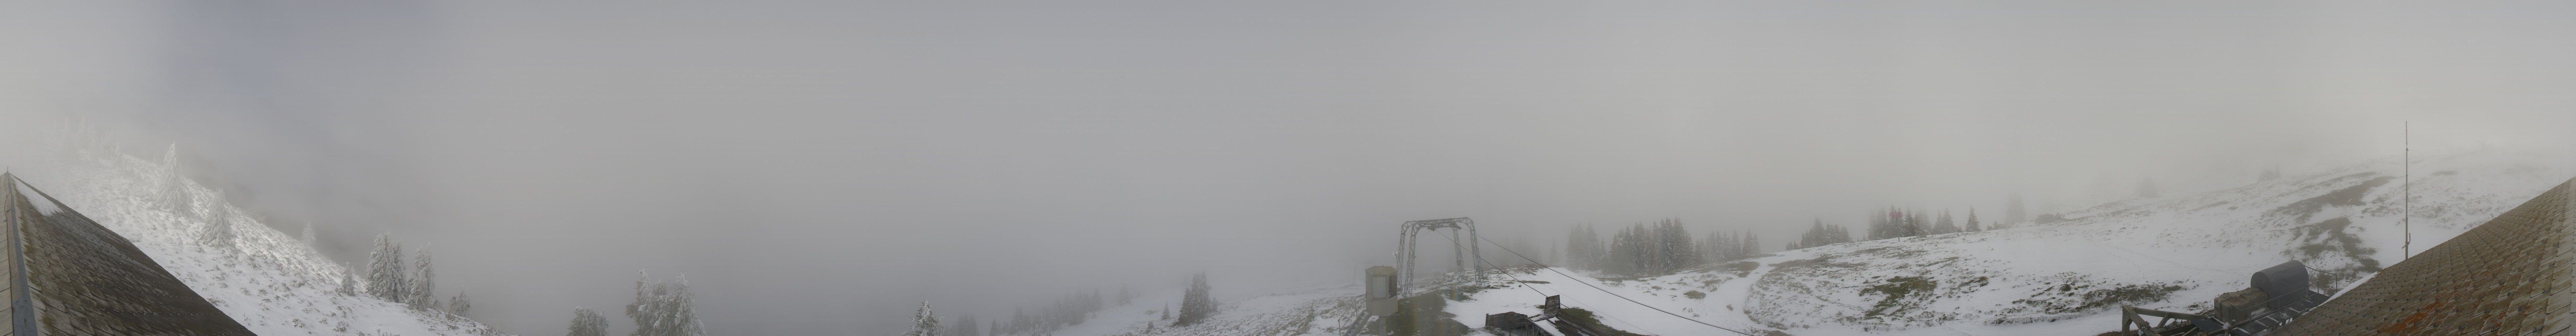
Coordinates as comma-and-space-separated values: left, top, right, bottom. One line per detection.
1394, 217, 1483, 295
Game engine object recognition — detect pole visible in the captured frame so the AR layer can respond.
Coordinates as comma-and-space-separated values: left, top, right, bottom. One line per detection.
2403, 122, 2411, 260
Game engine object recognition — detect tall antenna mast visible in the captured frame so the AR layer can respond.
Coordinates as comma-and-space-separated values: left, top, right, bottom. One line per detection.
2403, 122, 2411, 260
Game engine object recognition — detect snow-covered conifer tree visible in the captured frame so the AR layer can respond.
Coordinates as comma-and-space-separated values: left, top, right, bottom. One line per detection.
1175, 273, 1215, 326
448, 292, 473, 318
411, 245, 439, 309
626, 272, 706, 336
366, 235, 408, 302
905, 302, 942, 336
157, 145, 194, 219
337, 272, 358, 296
197, 209, 236, 251
568, 307, 610, 336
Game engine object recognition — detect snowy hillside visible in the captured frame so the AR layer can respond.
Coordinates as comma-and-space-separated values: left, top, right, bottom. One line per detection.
1020, 148, 2571, 336
11, 145, 510, 336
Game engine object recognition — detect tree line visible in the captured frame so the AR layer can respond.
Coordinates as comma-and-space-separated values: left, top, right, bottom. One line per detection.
565, 272, 706, 336
1562, 219, 1756, 275
1559, 200, 2046, 274
362, 234, 475, 319
903, 272, 1217, 336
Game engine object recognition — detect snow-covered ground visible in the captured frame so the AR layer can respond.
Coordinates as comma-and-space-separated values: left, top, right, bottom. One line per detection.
13, 131, 2562, 336
11, 144, 509, 336
1012, 148, 2571, 336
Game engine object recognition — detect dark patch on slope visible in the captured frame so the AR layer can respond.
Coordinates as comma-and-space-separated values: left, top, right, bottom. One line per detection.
2293, 217, 2382, 290
2273, 176, 2395, 223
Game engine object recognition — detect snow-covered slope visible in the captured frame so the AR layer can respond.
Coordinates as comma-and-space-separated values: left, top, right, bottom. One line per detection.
12, 146, 510, 336
1721, 149, 2569, 335
1030, 148, 2571, 336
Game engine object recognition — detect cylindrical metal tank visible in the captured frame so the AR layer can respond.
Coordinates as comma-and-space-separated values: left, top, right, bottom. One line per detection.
2250, 261, 2309, 308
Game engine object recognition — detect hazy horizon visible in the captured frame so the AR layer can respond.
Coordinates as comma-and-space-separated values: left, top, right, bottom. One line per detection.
8, 1, 2576, 335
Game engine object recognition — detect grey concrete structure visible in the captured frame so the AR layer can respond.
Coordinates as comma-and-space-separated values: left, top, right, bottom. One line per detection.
2272, 177, 2576, 335
2, 173, 256, 336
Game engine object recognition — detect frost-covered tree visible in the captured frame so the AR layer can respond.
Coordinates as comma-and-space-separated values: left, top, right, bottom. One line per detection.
337, 271, 358, 296
410, 245, 438, 309
1932, 210, 1959, 235
301, 222, 317, 243
157, 145, 195, 219
1652, 219, 1696, 271
448, 292, 473, 318
626, 272, 705, 336
1791, 219, 1849, 250
197, 210, 236, 251
567, 307, 610, 336
366, 235, 408, 302
1174, 273, 1215, 326
905, 302, 942, 336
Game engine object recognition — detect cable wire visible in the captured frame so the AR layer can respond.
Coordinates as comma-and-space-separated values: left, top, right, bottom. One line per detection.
1429, 230, 1659, 336
1465, 233, 1760, 336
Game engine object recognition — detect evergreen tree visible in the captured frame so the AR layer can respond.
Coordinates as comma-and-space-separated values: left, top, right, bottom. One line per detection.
1737, 230, 1758, 256
158, 145, 194, 219
366, 235, 408, 302
1902, 209, 1926, 237
568, 307, 610, 336
1175, 273, 1215, 326
905, 302, 942, 336
1932, 210, 1959, 235
337, 271, 358, 296
1564, 224, 1603, 270
626, 272, 706, 336
1601, 224, 1644, 274
411, 245, 438, 309
1795, 219, 1849, 250
300, 222, 318, 243
198, 210, 236, 251
1652, 219, 1695, 271
448, 292, 473, 318
1965, 207, 1981, 232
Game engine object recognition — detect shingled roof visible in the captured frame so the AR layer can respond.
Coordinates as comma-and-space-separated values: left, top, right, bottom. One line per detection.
2270, 177, 2576, 335
3, 173, 256, 336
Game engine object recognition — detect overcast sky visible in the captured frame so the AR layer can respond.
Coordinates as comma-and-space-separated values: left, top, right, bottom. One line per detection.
7, 1, 2576, 335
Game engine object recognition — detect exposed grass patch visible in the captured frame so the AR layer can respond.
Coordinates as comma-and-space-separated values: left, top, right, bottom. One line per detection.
1862, 276, 1937, 318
